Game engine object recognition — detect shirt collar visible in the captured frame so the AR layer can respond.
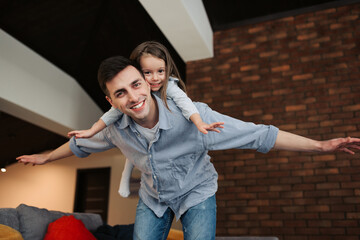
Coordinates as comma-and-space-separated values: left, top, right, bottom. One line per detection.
117, 94, 172, 131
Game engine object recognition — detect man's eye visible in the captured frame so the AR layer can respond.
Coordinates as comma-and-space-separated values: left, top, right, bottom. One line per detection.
115, 92, 123, 97
134, 82, 141, 87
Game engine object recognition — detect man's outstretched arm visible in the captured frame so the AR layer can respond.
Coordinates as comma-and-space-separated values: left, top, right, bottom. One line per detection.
17, 142, 74, 166
274, 130, 360, 154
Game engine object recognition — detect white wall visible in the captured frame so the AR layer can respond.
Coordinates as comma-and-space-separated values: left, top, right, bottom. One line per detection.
0, 29, 103, 137
139, 0, 213, 61
0, 149, 138, 225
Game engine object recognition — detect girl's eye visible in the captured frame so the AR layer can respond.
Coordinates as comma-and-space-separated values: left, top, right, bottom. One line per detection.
143, 71, 150, 75
159, 69, 165, 73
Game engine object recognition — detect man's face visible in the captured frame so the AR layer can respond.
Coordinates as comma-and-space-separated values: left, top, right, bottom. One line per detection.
105, 66, 154, 126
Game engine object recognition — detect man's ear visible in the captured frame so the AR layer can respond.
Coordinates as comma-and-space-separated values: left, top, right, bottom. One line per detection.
105, 96, 115, 108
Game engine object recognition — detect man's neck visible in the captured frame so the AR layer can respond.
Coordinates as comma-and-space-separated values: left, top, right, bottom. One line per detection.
135, 95, 159, 129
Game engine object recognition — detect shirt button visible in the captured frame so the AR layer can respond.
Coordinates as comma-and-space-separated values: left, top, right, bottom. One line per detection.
154, 175, 157, 179
149, 154, 152, 158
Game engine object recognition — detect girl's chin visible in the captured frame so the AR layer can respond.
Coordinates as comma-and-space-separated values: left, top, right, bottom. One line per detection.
151, 87, 161, 92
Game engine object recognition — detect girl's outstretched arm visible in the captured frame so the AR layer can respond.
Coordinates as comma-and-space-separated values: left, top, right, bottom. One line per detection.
190, 113, 224, 134
68, 119, 107, 139
166, 79, 224, 134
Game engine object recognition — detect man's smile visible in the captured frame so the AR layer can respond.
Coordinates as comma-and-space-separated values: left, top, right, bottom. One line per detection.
130, 100, 145, 110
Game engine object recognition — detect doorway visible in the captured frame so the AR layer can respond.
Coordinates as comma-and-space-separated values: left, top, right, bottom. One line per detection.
73, 167, 110, 223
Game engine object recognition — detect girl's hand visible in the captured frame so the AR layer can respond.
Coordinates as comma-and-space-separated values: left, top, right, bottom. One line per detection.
67, 129, 95, 139
196, 121, 224, 134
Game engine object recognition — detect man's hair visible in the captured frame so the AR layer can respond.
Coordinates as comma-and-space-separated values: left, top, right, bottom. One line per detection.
97, 56, 143, 97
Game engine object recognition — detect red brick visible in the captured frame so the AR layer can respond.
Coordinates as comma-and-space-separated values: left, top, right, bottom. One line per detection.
252, 91, 271, 98
292, 73, 313, 81
306, 205, 330, 212
270, 32, 287, 40
248, 26, 265, 34
346, 212, 360, 219
339, 14, 359, 22
323, 51, 344, 59
261, 220, 283, 227
285, 105, 306, 112
271, 65, 290, 72
239, 43, 257, 50
242, 75, 260, 82
254, 35, 268, 42
260, 51, 278, 58
343, 104, 360, 111
330, 189, 354, 197
316, 182, 340, 189
240, 64, 259, 71
313, 155, 336, 162
300, 55, 321, 62
296, 22, 315, 29
297, 32, 317, 41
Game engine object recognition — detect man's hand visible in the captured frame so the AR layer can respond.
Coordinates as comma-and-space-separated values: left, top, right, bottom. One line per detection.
16, 142, 73, 166
321, 137, 360, 154
16, 153, 50, 166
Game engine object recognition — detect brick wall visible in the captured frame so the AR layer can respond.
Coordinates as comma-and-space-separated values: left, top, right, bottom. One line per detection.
186, 4, 360, 240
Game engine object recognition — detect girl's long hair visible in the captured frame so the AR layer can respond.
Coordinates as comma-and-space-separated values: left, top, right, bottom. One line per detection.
130, 41, 186, 110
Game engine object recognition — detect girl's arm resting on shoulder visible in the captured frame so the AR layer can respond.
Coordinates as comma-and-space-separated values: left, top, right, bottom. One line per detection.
167, 81, 224, 134
101, 107, 123, 126
274, 130, 360, 154
17, 142, 74, 166
68, 107, 122, 138
68, 119, 107, 138
166, 80, 199, 120
190, 113, 224, 134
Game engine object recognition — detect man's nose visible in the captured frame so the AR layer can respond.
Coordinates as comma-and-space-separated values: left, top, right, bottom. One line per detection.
128, 90, 137, 102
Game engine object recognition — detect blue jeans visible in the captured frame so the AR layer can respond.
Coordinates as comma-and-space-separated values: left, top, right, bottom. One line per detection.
133, 195, 217, 240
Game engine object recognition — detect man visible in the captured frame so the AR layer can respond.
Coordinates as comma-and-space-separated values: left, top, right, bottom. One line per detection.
17, 56, 360, 240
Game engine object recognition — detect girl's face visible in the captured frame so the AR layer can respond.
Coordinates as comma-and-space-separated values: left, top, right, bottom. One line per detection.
139, 54, 166, 92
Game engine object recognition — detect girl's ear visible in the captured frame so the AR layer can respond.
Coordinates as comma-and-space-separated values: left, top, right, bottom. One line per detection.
105, 96, 115, 107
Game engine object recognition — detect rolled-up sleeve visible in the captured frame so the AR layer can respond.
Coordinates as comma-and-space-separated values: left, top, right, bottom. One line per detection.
196, 102, 279, 153
69, 130, 115, 158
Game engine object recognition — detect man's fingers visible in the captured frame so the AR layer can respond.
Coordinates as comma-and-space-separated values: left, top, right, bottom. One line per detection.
341, 148, 355, 155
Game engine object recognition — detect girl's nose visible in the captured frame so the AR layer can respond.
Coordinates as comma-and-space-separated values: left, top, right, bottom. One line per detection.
152, 73, 158, 80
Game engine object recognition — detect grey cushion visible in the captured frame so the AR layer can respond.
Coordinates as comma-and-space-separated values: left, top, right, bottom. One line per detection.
0, 208, 20, 232
71, 212, 103, 232
16, 204, 103, 240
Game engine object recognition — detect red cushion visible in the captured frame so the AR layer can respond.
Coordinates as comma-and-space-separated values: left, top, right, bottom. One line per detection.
44, 215, 96, 240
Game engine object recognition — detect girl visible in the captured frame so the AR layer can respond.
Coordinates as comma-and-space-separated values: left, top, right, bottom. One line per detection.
68, 41, 224, 197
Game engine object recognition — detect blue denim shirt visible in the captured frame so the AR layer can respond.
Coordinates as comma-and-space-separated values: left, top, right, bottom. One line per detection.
70, 94, 278, 219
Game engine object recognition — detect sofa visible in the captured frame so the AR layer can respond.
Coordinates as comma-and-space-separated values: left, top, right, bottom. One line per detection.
0, 204, 279, 240
0, 203, 103, 240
